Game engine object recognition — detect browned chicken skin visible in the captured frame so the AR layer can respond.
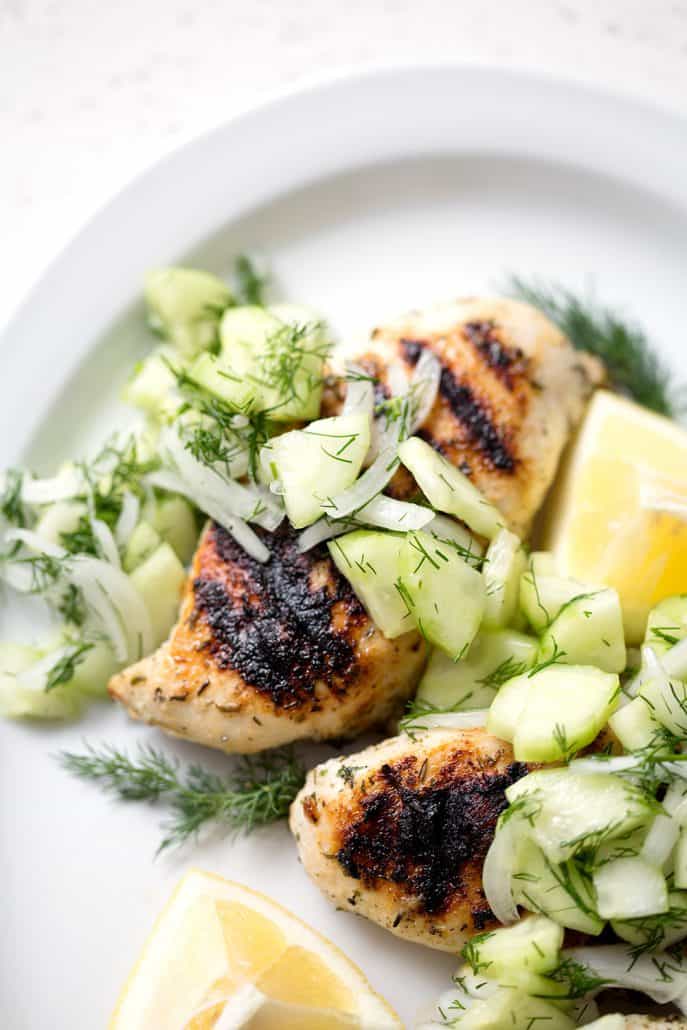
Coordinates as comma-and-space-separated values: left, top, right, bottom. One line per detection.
109, 522, 426, 753
110, 297, 601, 752
290, 727, 528, 951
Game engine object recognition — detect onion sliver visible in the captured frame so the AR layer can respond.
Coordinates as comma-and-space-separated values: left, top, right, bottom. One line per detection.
482, 819, 520, 925
405, 711, 490, 732
70, 556, 153, 662
4, 528, 66, 559
296, 519, 350, 553
20, 468, 84, 505
115, 492, 140, 547
342, 365, 375, 418
92, 518, 121, 567
565, 946, 687, 1007
409, 348, 441, 432
356, 495, 433, 531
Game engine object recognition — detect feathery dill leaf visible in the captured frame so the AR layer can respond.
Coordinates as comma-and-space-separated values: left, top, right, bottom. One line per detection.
59, 742, 305, 852
505, 277, 680, 417
233, 254, 268, 306
45, 641, 93, 692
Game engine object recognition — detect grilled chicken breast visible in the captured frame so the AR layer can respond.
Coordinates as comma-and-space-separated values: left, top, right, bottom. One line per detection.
290, 727, 528, 951
111, 297, 601, 751
327, 297, 603, 536
109, 522, 426, 753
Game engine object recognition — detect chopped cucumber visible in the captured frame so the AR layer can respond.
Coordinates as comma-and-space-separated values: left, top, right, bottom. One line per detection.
512, 838, 604, 935
486, 671, 531, 742
482, 529, 527, 629
593, 857, 668, 919
463, 916, 563, 975
492, 969, 571, 1006
537, 588, 626, 674
674, 827, 687, 889
398, 436, 504, 539
644, 594, 687, 656
66, 637, 118, 697
270, 413, 370, 529
451, 987, 575, 1030
123, 521, 161, 573
129, 543, 186, 647
613, 890, 687, 950
186, 351, 258, 413
150, 495, 198, 565
399, 530, 486, 659
145, 267, 232, 357
0, 642, 84, 720
416, 629, 537, 710
529, 551, 557, 578
35, 500, 86, 547
426, 513, 485, 562
640, 672, 687, 737
608, 695, 658, 751
506, 769, 655, 864
519, 571, 588, 634
219, 304, 329, 421
123, 345, 179, 416
513, 666, 620, 762
328, 531, 411, 639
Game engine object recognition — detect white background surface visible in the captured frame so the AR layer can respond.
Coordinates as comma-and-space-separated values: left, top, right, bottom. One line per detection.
3, 0, 687, 332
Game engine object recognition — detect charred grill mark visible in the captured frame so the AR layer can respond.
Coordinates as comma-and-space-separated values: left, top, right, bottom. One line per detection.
462, 321, 529, 389
192, 523, 367, 710
437, 366, 516, 472
399, 339, 425, 366
336, 753, 528, 918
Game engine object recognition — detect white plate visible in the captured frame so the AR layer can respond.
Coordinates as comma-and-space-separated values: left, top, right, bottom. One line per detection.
1, 66, 687, 1029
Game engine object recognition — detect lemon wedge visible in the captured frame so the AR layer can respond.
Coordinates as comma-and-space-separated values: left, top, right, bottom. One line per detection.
543, 390, 687, 643
110, 869, 400, 1029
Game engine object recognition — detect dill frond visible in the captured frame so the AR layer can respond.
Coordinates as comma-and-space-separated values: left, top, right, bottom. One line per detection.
59, 742, 306, 852
506, 277, 680, 416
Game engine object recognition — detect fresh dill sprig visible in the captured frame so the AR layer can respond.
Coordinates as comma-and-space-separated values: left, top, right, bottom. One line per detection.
0, 468, 27, 527
399, 695, 475, 737
477, 655, 528, 688
233, 254, 268, 306
548, 957, 611, 999
506, 277, 680, 416
59, 742, 306, 852
527, 639, 567, 677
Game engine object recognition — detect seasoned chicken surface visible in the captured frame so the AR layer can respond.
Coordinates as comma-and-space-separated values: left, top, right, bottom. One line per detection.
327, 297, 603, 536
290, 727, 528, 951
111, 297, 601, 751
109, 522, 426, 753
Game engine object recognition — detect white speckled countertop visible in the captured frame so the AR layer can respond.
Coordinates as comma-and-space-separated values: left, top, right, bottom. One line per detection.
2, 0, 687, 331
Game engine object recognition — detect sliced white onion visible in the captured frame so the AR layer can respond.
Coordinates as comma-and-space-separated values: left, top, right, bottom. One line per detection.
409, 348, 441, 432
565, 946, 687, 1007
4, 528, 66, 559
482, 819, 520, 925
325, 443, 399, 520
20, 467, 84, 505
386, 359, 410, 398
91, 518, 121, 568
115, 492, 140, 547
406, 711, 490, 732
296, 518, 350, 553
571, 752, 687, 782
342, 365, 375, 418
356, 494, 433, 531
70, 556, 153, 662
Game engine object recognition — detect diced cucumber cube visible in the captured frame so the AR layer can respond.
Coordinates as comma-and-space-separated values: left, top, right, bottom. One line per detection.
506, 769, 655, 864
35, 500, 86, 547
398, 436, 504, 539
463, 916, 563, 975
426, 513, 485, 561
674, 827, 687, 889
150, 496, 199, 565
186, 351, 258, 413
482, 529, 527, 629
67, 637, 119, 697
593, 857, 668, 919
130, 543, 186, 648
271, 414, 370, 529
399, 530, 486, 659
123, 521, 161, 573
452, 987, 575, 1030
612, 890, 687, 950
486, 672, 532, 742
644, 594, 687, 655
608, 695, 658, 751
512, 838, 604, 935
145, 267, 232, 357
529, 551, 557, 577
519, 572, 588, 634
512, 666, 620, 762
123, 345, 179, 416
220, 304, 329, 422
328, 531, 411, 639
0, 642, 84, 720
537, 588, 626, 674
492, 969, 572, 1007
417, 629, 537, 711
640, 672, 687, 737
